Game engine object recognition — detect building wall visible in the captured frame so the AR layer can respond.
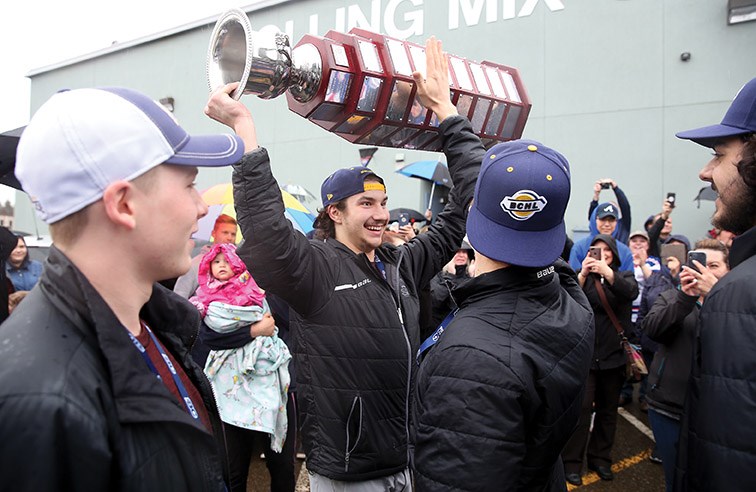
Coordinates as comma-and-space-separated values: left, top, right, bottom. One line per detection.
18, 0, 756, 244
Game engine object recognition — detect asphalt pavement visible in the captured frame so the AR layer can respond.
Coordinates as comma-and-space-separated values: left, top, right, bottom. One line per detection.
245, 390, 664, 491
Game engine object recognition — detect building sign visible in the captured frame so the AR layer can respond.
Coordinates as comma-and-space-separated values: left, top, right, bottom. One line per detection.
269, 0, 566, 42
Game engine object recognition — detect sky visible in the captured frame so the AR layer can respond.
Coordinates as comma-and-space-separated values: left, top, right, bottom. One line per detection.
0, 0, 261, 205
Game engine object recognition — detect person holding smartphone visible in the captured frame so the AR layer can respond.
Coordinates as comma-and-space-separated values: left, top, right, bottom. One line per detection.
641, 239, 729, 492
564, 234, 639, 484
569, 180, 634, 272
645, 197, 676, 259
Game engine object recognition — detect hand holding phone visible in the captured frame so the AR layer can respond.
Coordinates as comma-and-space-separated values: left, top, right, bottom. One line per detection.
666, 192, 676, 208
589, 246, 602, 261
398, 213, 410, 227
687, 250, 707, 273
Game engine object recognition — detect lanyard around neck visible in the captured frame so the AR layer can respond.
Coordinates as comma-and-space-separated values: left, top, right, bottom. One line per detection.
126, 322, 200, 421
416, 308, 459, 366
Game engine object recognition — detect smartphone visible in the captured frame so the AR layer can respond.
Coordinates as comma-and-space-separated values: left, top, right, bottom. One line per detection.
661, 243, 686, 266
688, 250, 707, 272
398, 213, 410, 227
666, 192, 676, 208
601, 182, 612, 189
589, 246, 602, 260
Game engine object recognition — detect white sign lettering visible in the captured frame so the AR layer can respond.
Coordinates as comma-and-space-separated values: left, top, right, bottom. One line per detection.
275, 0, 566, 40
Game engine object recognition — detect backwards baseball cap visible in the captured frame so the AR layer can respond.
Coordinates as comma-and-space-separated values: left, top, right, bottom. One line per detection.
466, 139, 571, 267
320, 166, 385, 207
15, 87, 244, 224
676, 77, 756, 148
596, 202, 619, 220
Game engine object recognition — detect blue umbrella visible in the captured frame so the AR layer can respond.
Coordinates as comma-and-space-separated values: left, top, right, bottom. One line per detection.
396, 160, 451, 210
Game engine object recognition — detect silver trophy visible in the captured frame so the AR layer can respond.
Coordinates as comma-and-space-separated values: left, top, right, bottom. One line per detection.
206, 9, 530, 150
206, 8, 321, 103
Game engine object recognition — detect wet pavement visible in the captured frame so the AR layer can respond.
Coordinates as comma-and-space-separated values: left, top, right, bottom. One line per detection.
246, 392, 664, 491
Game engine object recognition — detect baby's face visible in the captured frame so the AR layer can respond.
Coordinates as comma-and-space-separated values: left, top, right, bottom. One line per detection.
211, 253, 234, 281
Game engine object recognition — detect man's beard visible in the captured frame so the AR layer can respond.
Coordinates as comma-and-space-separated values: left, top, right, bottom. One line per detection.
712, 177, 756, 235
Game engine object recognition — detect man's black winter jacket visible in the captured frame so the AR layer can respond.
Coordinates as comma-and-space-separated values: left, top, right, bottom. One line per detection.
0, 247, 227, 491
675, 226, 756, 491
232, 116, 482, 481
414, 262, 594, 491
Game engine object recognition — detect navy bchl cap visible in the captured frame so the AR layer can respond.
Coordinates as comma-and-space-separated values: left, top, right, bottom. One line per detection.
676, 77, 756, 148
320, 166, 385, 207
466, 139, 571, 268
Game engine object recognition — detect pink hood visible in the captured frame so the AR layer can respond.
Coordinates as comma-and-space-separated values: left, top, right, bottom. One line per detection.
190, 243, 265, 316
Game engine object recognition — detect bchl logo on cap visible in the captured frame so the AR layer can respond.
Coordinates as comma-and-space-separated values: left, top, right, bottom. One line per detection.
500, 190, 548, 221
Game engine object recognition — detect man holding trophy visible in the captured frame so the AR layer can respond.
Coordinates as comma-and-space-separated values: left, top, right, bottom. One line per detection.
205, 37, 481, 490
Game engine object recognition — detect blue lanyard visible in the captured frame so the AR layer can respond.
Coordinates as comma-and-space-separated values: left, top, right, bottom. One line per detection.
416, 308, 458, 365
127, 322, 200, 421
374, 256, 387, 281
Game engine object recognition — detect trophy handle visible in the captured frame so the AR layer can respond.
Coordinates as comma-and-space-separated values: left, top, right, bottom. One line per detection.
206, 8, 322, 103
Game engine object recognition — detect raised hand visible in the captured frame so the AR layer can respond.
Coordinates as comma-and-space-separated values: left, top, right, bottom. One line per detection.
413, 37, 457, 122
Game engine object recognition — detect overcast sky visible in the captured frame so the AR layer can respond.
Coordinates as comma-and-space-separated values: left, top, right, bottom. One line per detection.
0, 0, 259, 205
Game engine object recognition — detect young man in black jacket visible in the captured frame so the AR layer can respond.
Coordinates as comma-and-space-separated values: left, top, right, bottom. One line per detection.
673, 77, 756, 491
413, 140, 594, 491
0, 87, 249, 490
205, 38, 480, 490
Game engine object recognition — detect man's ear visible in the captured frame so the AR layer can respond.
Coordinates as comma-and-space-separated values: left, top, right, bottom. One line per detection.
102, 180, 137, 230
327, 204, 343, 224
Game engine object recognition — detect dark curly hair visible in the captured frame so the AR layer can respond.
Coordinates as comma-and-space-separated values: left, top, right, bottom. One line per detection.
313, 201, 346, 240
737, 134, 756, 189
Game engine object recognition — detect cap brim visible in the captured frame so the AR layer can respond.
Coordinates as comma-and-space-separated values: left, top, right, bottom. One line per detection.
675, 123, 750, 148
466, 206, 566, 268
165, 133, 245, 167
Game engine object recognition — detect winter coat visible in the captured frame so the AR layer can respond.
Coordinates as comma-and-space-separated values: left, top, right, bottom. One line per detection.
413, 261, 594, 491
642, 287, 699, 418
569, 202, 635, 271
0, 246, 227, 491
587, 186, 632, 244
231, 115, 482, 481
675, 226, 756, 491
581, 235, 639, 370
636, 266, 678, 353
190, 242, 265, 316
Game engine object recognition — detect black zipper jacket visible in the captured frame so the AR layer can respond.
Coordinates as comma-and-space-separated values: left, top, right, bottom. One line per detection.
0, 247, 227, 491
414, 261, 594, 491
232, 116, 482, 481
642, 287, 699, 417
675, 226, 756, 491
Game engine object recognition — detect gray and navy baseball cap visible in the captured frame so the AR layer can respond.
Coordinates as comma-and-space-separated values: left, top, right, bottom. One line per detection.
16, 87, 245, 224
466, 139, 571, 268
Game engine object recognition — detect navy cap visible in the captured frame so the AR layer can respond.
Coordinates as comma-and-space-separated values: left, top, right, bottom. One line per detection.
596, 202, 619, 219
466, 139, 571, 267
676, 78, 756, 148
320, 166, 385, 207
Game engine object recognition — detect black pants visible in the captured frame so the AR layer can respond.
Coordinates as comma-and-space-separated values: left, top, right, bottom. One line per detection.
224, 392, 298, 492
562, 366, 626, 474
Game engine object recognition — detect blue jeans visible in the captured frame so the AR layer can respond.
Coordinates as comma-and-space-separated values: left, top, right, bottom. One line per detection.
648, 408, 681, 492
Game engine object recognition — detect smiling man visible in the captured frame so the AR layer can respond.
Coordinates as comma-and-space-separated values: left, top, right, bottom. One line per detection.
206, 38, 481, 490
0, 87, 245, 490
673, 77, 756, 492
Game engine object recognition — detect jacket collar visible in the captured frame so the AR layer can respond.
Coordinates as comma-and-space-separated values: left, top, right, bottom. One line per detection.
730, 226, 756, 269
39, 246, 206, 427
452, 264, 558, 308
